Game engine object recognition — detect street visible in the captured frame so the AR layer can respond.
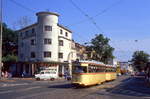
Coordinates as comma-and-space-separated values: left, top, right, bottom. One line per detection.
0, 76, 150, 99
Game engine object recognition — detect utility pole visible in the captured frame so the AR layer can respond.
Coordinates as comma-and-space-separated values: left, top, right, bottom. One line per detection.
0, 0, 3, 79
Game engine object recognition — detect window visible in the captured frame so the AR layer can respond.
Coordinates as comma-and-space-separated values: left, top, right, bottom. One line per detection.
88, 66, 105, 73
45, 25, 52, 31
60, 29, 63, 34
44, 51, 51, 57
25, 30, 29, 37
20, 32, 22, 37
45, 72, 51, 74
20, 53, 23, 58
31, 39, 35, 45
40, 72, 44, 74
21, 42, 24, 47
44, 38, 52, 44
32, 28, 35, 34
65, 32, 68, 37
73, 66, 87, 73
31, 52, 36, 58
59, 40, 63, 46
58, 53, 63, 58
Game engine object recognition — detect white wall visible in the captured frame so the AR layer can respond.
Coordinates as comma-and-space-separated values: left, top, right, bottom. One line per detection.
36, 12, 59, 62
18, 12, 75, 63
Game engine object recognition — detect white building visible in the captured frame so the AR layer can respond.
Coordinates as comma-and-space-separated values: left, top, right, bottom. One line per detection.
107, 58, 119, 67
17, 12, 76, 77
119, 61, 134, 74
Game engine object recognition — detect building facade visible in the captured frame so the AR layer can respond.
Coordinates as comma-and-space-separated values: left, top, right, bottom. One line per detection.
75, 43, 87, 60
17, 12, 76, 77
119, 61, 134, 74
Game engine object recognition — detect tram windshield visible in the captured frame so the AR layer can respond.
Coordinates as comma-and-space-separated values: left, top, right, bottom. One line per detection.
73, 66, 87, 73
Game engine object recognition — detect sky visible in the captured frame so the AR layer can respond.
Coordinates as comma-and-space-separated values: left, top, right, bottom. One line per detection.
2, 0, 150, 61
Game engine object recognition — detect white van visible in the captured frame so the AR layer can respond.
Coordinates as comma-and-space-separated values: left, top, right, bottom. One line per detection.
35, 69, 57, 80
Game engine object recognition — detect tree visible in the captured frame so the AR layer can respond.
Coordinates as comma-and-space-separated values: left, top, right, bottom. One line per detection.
131, 51, 149, 71
2, 55, 18, 62
2, 23, 18, 62
86, 34, 114, 63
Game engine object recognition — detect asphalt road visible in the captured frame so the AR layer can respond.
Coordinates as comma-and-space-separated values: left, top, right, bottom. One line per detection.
0, 76, 150, 99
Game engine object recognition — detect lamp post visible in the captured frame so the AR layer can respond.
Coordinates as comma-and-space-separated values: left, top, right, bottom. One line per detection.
0, 0, 3, 79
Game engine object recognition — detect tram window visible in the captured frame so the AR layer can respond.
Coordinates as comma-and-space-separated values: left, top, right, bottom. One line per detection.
73, 66, 87, 73
95, 67, 99, 72
89, 66, 94, 73
106, 68, 110, 72
88, 66, 105, 73
83, 67, 87, 73
98, 67, 104, 72
88, 66, 92, 73
113, 68, 116, 72
106, 68, 116, 72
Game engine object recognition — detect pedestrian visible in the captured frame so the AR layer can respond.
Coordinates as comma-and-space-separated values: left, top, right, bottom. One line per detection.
2, 71, 4, 78
8, 72, 12, 78
5, 71, 8, 78
22, 71, 26, 78
64, 71, 67, 80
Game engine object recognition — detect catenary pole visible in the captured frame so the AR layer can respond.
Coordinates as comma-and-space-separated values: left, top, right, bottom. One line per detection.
0, 0, 3, 79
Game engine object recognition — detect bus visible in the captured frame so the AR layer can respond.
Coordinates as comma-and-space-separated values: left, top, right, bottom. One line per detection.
72, 60, 117, 86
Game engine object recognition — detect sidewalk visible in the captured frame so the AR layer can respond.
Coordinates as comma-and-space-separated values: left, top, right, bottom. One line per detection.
0, 77, 66, 82
0, 78, 16, 82
0, 77, 35, 82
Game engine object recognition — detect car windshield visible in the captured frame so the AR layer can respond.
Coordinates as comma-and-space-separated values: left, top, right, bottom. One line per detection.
40, 72, 44, 74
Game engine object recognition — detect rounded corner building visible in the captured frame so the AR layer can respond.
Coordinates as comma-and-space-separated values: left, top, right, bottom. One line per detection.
17, 11, 76, 77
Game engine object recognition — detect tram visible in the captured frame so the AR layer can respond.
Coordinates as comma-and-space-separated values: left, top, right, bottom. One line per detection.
72, 60, 117, 86
105, 65, 117, 81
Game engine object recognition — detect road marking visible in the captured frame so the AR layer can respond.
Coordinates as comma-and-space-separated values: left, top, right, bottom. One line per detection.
1, 83, 28, 87
17, 86, 42, 92
0, 86, 42, 94
0, 90, 14, 94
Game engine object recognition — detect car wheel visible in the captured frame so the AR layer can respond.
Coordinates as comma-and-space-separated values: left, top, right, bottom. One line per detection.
67, 77, 71, 81
36, 78, 40, 81
50, 78, 55, 81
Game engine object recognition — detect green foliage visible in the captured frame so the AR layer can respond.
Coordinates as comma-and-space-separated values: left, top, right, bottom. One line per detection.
86, 34, 114, 63
2, 23, 17, 43
2, 55, 18, 62
2, 23, 18, 61
131, 51, 149, 71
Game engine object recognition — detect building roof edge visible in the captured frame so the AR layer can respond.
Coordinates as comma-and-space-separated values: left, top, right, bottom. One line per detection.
57, 24, 72, 33
36, 12, 60, 16
16, 23, 38, 32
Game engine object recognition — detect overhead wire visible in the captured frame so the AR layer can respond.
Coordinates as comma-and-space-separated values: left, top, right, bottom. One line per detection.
68, 0, 124, 44
8, 0, 36, 13
8, 0, 127, 47
67, 0, 124, 27
69, 0, 104, 33
8, 0, 135, 60
93, 0, 123, 18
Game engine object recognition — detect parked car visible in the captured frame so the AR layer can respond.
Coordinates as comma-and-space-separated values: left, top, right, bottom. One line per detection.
35, 70, 57, 81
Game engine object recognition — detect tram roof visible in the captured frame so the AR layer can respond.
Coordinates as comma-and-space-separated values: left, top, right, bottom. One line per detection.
74, 60, 115, 67
106, 65, 115, 68
78, 60, 105, 66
